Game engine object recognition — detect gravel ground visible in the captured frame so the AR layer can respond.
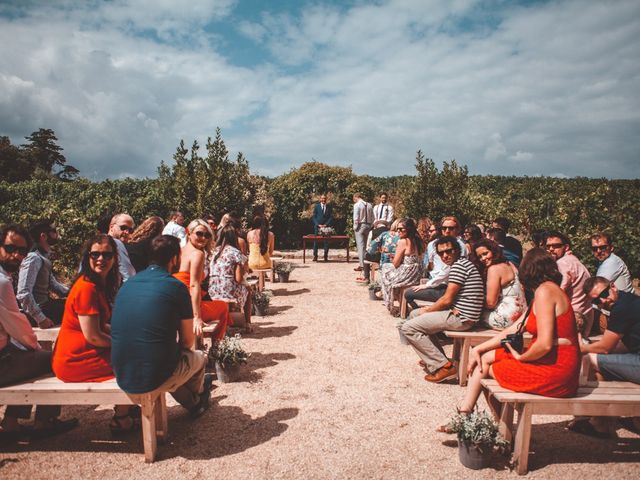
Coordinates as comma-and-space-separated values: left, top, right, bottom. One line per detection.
1, 251, 639, 479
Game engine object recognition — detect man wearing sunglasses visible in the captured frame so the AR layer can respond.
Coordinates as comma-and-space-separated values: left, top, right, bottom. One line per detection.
401, 235, 484, 383
16, 220, 69, 328
591, 232, 634, 294
1, 224, 78, 442
108, 213, 136, 282
545, 231, 593, 336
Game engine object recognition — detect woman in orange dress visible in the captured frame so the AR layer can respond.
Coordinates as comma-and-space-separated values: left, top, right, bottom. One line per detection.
52, 234, 137, 433
174, 219, 230, 340
438, 248, 580, 428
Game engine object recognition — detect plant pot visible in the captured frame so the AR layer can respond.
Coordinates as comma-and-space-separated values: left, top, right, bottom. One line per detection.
254, 304, 269, 316
215, 361, 242, 383
277, 272, 290, 283
368, 289, 378, 300
398, 328, 409, 345
458, 441, 492, 470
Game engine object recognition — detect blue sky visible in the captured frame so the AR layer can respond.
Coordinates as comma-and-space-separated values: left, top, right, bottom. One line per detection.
1, 0, 639, 179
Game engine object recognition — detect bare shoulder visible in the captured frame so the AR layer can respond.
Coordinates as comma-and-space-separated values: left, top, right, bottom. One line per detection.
534, 281, 564, 304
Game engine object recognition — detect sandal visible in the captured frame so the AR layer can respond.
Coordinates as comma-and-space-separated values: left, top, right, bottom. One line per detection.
109, 413, 139, 436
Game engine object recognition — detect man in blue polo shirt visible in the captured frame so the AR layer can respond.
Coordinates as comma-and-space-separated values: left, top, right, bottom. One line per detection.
111, 235, 212, 417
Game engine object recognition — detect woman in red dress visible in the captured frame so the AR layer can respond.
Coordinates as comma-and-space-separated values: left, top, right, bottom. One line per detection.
439, 248, 580, 426
52, 234, 137, 433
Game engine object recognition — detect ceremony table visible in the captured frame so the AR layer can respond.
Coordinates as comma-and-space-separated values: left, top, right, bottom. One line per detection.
301, 235, 350, 263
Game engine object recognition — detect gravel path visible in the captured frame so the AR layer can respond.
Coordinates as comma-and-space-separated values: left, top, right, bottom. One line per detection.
1, 255, 639, 479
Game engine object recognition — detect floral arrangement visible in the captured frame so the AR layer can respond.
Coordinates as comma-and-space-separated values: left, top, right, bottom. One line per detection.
274, 261, 296, 274
253, 289, 272, 308
319, 226, 336, 236
209, 334, 250, 366
447, 410, 508, 451
368, 280, 380, 291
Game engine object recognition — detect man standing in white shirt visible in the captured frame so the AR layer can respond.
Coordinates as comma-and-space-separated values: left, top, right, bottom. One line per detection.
163, 211, 187, 248
352, 193, 374, 275
108, 213, 136, 282
373, 192, 394, 223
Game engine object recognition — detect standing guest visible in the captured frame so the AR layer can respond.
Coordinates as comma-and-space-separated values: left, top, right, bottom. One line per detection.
492, 217, 523, 260
373, 192, 394, 223
247, 216, 275, 271
52, 235, 138, 434
0, 223, 78, 442
108, 213, 136, 282
162, 211, 187, 248
591, 232, 634, 294
352, 193, 374, 277
545, 231, 593, 336
486, 227, 520, 266
437, 248, 580, 426
311, 193, 333, 262
125, 216, 165, 273
17, 219, 69, 328
474, 239, 526, 330
174, 220, 230, 340
111, 235, 213, 418
401, 235, 484, 383
209, 225, 252, 328
379, 218, 424, 314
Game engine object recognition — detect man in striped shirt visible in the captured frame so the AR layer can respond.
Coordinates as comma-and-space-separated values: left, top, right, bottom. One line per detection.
401, 236, 485, 383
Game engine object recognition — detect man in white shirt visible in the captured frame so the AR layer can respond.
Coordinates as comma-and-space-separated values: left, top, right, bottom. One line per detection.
373, 192, 394, 223
591, 232, 634, 294
352, 193, 374, 275
108, 213, 136, 282
0, 223, 77, 441
163, 211, 187, 248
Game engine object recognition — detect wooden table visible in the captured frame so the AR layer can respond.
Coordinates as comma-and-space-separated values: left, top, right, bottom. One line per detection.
302, 235, 350, 263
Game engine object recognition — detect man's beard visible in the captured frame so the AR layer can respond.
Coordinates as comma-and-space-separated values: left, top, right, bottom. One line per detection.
0, 259, 20, 273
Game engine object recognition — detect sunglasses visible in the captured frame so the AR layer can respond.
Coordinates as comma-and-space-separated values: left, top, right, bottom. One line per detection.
591, 245, 610, 252
397, 227, 407, 232
592, 286, 610, 305
89, 251, 115, 260
194, 231, 212, 239
119, 225, 134, 233
437, 248, 456, 256
2, 243, 29, 256
545, 243, 564, 250
442, 226, 456, 231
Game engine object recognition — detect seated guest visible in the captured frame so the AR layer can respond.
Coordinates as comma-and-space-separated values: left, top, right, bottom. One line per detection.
416, 217, 435, 247
162, 210, 187, 247
107, 213, 136, 281
379, 218, 424, 315
492, 216, 523, 260
223, 212, 248, 256
462, 224, 483, 256
531, 229, 548, 248
486, 227, 520, 266
51, 234, 137, 434
111, 235, 213, 418
437, 248, 580, 427
125, 216, 164, 273
174, 220, 230, 340
1, 224, 78, 441
209, 225, 251, 327
17, 219, 69, 328
474, 239, 526, 330
362, 219, 391, 283
401, 235, 484, 382
204, 213, 218, 237
545, 231, 593, 336
247, 216, 275, 271
591, 232, 634, 294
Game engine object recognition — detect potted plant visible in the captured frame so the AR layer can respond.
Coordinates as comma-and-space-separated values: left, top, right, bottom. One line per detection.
252, 289, 272, 316
209, 334, 250, 383
447, 410, 508, 470
367, 281, 381, 300
273, 261, 295, 283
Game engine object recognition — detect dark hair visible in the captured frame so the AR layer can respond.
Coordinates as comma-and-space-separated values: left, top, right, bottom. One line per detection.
169, 210, 183, 220
96, 213, 112, 234
486, 227, 506, 245
150, 235, 181, 266
493, 217, 511, 232
76, 234, 121, 304
591, 231, 612, 245
518, 247, 562, 292
583, 276, 610, 295
397, 218, 425, 256
213, 225, 240, 262
379, 192, 388, 197
464, 224, 483, 243
434, 235, 461, 254
472, 238, 507, 276
29, 219, 55, 244
544, 230, 571, 247
251, 216, 270, 256
531, 229, 549, 248
0, 223, 32, 251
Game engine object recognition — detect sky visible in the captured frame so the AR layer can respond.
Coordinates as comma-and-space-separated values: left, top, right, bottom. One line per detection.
1, 0, 639, 180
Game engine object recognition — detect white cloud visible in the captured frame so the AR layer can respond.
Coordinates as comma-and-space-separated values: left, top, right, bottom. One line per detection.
509, 151, 533, 163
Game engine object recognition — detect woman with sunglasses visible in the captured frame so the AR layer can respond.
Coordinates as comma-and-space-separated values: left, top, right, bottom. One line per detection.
247, 216, 275, 271
379, 218, 425, 315
52, 234, 138, 434
174, 219, 230, 340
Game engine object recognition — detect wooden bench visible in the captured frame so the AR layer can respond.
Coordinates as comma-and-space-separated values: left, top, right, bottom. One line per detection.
481, 378, 640, 475
250, 269, 272, 291
32, 326, 61, 343
0, 376, 167, 463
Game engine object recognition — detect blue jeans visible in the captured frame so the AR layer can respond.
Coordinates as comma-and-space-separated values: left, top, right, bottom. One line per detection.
597, 352, 640, 384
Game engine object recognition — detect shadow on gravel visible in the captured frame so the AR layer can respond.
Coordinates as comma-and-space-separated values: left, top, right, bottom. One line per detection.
271, 288, 310, 296
269, 305, 293, 314
246, 321, 298, 339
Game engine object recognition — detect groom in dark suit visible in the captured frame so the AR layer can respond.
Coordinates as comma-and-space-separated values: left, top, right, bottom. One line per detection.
312, 193, 333, 261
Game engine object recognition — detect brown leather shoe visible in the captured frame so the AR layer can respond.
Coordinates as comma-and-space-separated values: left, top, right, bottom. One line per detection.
424, 362, 458, 383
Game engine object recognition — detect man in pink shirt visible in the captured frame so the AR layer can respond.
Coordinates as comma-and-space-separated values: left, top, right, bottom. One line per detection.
545, 230, 593, 336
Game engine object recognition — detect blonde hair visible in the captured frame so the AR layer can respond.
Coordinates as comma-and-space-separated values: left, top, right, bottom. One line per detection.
186, 219, 214, 250
390, 219, 401, 232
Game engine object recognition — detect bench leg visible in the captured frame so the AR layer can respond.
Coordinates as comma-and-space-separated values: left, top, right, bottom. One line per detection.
140, 394, 158, 463
498, 403, 514, 446
258, 272, 265, 292
513, 403, 532, 475
458, 339, 471, 386
155, 393, 168, 443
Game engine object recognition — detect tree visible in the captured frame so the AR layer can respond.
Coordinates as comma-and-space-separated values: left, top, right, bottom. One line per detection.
0, 136, 35, 182
21, 128, 79, 180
